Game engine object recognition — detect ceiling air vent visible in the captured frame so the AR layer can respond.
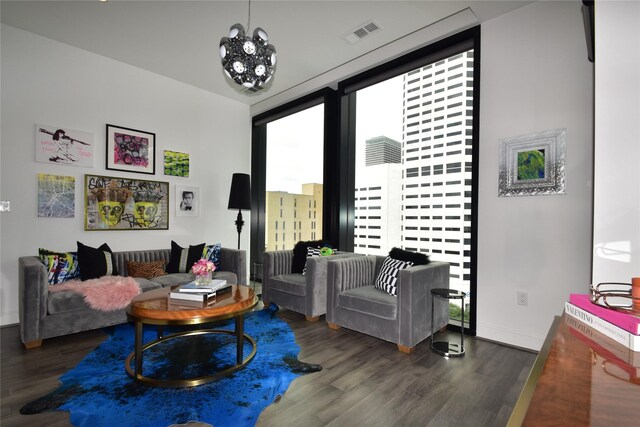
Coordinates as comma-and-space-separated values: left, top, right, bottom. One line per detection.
343, 20, 382, 45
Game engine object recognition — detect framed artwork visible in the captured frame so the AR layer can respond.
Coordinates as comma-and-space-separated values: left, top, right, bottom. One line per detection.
164, 150, 190, 177
36, 124, 94, 167
84, 174, 169, 230
175, 185, 200, 217
498, 128, 566, 197
38, 174, 75, 218
106, 124, 155, 175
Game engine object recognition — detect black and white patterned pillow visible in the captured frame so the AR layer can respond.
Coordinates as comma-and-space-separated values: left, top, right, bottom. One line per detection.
302, 246, 322, 275
374, 256, 414, 296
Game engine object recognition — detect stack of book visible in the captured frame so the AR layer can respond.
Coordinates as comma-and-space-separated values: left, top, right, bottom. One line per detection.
168, 279, 230, 304
564, 293, 640, 351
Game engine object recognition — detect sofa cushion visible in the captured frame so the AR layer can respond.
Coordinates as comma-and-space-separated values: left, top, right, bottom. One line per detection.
338, 285, 398, 320
126, 260, 166, 279
39, 248, 81, 285
374, 256, 414, 297
47, 288, 86, 314
77, 242, 118, 281
270, 274, 307, 296
131, 277, 164, 292
203, 243, 222, 269
166, 241, 205, 273
149, 272, 194, 287
212, 270, 238, 285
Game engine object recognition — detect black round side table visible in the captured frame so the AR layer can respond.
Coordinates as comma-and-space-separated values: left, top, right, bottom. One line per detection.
430, 288, 466, 357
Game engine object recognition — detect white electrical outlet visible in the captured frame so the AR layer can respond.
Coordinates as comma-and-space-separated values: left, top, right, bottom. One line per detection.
0, 201, 10, 212
517, 290, 528, 306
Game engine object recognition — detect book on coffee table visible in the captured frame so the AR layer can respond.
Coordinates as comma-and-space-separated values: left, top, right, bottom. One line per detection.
178, 279, 228, 293
169, 290, 216, 302
167, 297, 217, 309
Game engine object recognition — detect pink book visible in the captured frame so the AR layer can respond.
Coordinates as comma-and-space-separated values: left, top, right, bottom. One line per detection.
570, 294, 640, 335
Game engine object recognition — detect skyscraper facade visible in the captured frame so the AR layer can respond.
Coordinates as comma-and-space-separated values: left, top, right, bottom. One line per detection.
401, 50, 475, 295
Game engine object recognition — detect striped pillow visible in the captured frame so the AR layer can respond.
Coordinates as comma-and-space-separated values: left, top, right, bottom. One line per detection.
374, 256, 414, 297
302, 246, 322, 275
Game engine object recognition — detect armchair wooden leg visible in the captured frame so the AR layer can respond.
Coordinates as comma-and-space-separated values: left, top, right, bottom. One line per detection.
397, 344, 415, 354
262, 299, 270, 307
327, 322, 341, 330
24, 339, 43, 349
305, 315, 320, 322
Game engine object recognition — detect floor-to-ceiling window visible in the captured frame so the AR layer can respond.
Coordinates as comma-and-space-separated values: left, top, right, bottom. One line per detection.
252, 27, 479, 333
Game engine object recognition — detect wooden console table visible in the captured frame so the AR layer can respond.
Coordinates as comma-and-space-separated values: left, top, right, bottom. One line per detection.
508, 313, 640, 426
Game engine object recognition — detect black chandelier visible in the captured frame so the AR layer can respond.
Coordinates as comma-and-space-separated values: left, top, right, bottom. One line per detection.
219, 1, 276, 92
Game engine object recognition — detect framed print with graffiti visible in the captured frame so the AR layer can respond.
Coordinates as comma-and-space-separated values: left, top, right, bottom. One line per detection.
84, 174, 169, 230
106, 124, 156, 175
36, 124, 94, 167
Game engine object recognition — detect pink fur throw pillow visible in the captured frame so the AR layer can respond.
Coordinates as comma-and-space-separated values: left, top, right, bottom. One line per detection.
48, 276, 141, 312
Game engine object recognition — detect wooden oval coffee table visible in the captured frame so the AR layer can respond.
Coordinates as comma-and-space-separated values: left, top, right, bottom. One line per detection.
125, 284, 258, 387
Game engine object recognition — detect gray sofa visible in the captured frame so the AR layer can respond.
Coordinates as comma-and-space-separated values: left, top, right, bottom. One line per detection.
262, 250, 360, 321
326, 255, 450, 353
19, 247, 246, 349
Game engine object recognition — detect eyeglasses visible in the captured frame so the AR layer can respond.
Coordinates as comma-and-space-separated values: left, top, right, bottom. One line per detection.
589, 282, 637, 311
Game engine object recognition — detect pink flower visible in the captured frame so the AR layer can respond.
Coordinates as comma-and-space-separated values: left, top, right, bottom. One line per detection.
192, 258, 216, 275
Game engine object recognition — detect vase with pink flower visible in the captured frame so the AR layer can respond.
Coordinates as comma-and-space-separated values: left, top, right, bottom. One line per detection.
192, 258, 216, 286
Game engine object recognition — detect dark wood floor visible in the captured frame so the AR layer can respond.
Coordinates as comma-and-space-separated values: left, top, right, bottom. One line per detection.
1, 305, 536, 427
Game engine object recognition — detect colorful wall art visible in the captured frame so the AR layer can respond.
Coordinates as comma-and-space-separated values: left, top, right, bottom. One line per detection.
164, 150, 190, 177
84, 174, 168, 230
38, 174, 75, 218
36, 124, 94, 167
106, 124, 156, 175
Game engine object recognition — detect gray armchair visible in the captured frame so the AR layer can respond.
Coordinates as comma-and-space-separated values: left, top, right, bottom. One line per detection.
326, 255, 450, 353
262, 250, 360, 322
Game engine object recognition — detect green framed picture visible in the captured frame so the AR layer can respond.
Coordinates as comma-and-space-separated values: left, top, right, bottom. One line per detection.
499, 129, 566, 197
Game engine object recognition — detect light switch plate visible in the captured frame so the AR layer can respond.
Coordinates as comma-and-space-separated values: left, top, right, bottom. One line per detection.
0, 201, 10, 212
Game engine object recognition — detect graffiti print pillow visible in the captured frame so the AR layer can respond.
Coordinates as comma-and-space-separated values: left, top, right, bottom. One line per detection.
39, 248, 81, 285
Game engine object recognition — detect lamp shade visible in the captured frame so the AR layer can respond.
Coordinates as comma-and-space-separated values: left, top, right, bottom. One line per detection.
228, 173, 251, 210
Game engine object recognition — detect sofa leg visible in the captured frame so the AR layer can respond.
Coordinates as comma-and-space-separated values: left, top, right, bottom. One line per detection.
397, 344, 415, 354
327, 322, 340, 330
305, 315, 320, 322
262, 299, 270, 307
24, 339, 43, 349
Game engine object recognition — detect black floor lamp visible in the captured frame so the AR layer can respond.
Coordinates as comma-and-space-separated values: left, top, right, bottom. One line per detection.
228, 173, 251, 250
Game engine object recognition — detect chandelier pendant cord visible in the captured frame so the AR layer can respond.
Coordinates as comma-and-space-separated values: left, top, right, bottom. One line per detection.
247, 0, 251, 31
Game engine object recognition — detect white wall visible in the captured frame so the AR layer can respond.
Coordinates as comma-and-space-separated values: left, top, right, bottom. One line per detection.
592, 1, 640, 284
477, 1, 594, 350
0, 25, 251, 325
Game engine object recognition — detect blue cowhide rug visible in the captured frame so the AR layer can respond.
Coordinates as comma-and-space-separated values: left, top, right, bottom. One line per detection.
21, 304, 321, 427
